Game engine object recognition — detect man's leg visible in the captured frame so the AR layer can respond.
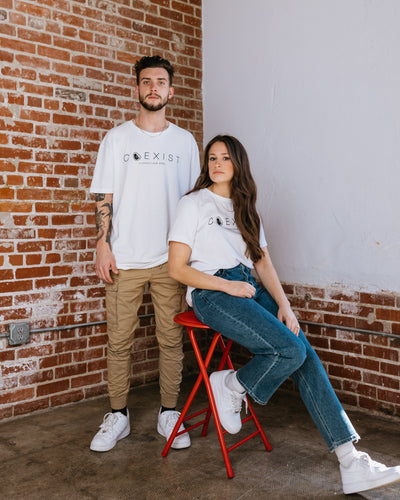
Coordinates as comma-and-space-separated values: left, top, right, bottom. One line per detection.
149, 262, 190, 449
149, 262, 186, 408
106, 269, 148, 409
90, 268, 147, 452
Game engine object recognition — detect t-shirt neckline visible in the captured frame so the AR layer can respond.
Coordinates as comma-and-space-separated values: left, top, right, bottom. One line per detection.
206, 187, 232, 204
130, 120, 171, 137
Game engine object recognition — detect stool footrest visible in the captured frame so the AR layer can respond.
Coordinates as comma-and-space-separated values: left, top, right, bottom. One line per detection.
183, 407, 268, 451
182, 407, 208, 423
226, 430, 262, 453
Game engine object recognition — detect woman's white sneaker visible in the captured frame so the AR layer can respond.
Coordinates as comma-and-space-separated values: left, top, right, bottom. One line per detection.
90, 411, 130, 452
340, 451, 400, 494
209, 370, 246, 434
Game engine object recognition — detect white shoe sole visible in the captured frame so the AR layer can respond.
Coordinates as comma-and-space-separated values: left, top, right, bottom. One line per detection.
90, 425, 130, 452
157, 423, 191, 449
343, 469, 400, 494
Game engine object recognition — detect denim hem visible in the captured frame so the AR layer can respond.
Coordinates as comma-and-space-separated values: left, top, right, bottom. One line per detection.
329, 433, 360, 453
236, 371, 271, 405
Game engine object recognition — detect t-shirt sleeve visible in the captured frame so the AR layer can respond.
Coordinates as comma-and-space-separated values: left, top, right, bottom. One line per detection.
260, 223, 267, 248
189, 135, 201, 187
168, 195, 198, 249
90, 132, 115, 194
257, 210, 268, 247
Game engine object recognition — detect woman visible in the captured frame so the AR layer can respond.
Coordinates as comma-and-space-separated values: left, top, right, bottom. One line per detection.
168, 135, 400, 495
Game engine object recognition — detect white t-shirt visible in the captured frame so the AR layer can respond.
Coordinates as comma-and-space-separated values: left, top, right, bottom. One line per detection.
168, 188, 267, 305
90, 120, 200, 269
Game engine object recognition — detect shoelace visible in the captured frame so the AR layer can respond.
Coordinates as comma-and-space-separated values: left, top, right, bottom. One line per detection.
358, 452, 386, 470
99, 412, 118, 433
231, 391, 248, 414
164, 411, 182, 431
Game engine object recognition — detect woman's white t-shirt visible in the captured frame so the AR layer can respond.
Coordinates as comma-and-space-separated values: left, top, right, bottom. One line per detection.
168, 188, 267, 305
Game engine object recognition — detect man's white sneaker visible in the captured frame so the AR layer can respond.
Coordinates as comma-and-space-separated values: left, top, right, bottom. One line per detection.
209, 369, 247, 435
157, 409, 191, 449
90, 411, 130, 452
340, 451, 400, 494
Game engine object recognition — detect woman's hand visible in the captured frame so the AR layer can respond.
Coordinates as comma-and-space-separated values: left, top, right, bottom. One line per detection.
278, 303, 300, 336
254, 248, 300, 336
223, 280, 256, 298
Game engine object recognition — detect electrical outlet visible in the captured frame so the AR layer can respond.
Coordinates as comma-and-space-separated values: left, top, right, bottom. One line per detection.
7, 322, 30, 346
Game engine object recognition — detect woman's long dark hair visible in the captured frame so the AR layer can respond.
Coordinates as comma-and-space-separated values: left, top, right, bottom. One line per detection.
188, 135, 263, 263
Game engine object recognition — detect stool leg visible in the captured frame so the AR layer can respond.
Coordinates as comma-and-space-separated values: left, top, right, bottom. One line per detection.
161, 327, 221, 457
246, 398, 272, 451
217, 337, 233, 371
188, 328, 235, 478
200, 332, 222, 437
217, 336, 272, 452
202, 336, 233, 436
161, 370, 202, 457
187, 329, 220, 437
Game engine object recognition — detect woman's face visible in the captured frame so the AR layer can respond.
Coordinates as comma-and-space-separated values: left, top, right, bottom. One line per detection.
208, 141, 234, 186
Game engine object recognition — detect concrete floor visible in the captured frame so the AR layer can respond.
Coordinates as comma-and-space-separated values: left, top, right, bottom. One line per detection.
1, 376, 399, 500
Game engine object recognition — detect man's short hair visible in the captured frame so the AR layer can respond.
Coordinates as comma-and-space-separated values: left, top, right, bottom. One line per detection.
134, 55, 174, 85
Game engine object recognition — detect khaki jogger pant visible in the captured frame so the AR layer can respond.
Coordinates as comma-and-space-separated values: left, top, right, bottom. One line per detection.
105, 262, 186, 410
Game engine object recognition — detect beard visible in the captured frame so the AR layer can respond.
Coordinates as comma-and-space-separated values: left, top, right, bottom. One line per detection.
139, 92, 169, 112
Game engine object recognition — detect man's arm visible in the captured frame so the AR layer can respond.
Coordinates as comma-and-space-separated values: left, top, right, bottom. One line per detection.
94, 193, 118, 283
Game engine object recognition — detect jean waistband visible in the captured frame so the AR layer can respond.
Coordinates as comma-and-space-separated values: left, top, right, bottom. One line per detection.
214, 263, 252, 279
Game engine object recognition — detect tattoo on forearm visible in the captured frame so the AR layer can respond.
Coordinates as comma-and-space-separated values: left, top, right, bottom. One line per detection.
95, 194, 113, 243
95, 193, 106, 202
105, 206, 112, 243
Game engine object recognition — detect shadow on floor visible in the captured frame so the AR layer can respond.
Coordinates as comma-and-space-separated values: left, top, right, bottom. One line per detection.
1, 376, 399, 499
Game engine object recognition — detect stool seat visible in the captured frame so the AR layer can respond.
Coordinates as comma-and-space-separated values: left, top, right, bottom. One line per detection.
161, 310, 272, 478
174, 310, 210, 329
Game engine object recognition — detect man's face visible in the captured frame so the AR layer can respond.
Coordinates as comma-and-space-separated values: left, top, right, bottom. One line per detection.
136, 67, 174, 111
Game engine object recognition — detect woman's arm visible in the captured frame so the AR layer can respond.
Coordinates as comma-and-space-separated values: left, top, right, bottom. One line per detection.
168, 241, 256, 298
254, 247, 300, 335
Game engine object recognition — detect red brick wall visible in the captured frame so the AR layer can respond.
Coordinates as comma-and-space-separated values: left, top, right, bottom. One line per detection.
0, 0, 202, 420
230, 285, 400, 417
232, 285, 400, 416
286, 285, 400, 417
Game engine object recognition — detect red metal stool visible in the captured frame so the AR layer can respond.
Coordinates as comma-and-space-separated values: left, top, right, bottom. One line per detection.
161, 310, 272, 478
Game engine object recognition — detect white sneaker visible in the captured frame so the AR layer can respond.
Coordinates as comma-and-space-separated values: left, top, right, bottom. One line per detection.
157, 409, 191, 449
340, 451, 400, 494
209, 370, 247, 435
90, 411, 130, 452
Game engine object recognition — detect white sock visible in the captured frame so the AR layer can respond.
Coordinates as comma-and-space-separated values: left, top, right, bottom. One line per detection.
334, 442, 358, 467
225, 371, 246, 394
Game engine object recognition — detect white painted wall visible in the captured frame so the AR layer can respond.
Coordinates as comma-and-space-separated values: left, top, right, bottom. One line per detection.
203, 0, 400, 293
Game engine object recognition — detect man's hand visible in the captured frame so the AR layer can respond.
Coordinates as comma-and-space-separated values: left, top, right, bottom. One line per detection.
95, 242, 118, 284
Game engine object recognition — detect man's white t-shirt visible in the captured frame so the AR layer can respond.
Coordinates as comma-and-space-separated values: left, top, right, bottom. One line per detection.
90, 120, 200, 269
168, 188, 267, 305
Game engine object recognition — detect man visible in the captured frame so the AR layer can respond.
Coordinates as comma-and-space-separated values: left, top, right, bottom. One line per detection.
89, 55, 200, 452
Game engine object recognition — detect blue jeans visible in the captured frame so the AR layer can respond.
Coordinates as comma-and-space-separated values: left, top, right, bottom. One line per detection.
192, 264, 359, 452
